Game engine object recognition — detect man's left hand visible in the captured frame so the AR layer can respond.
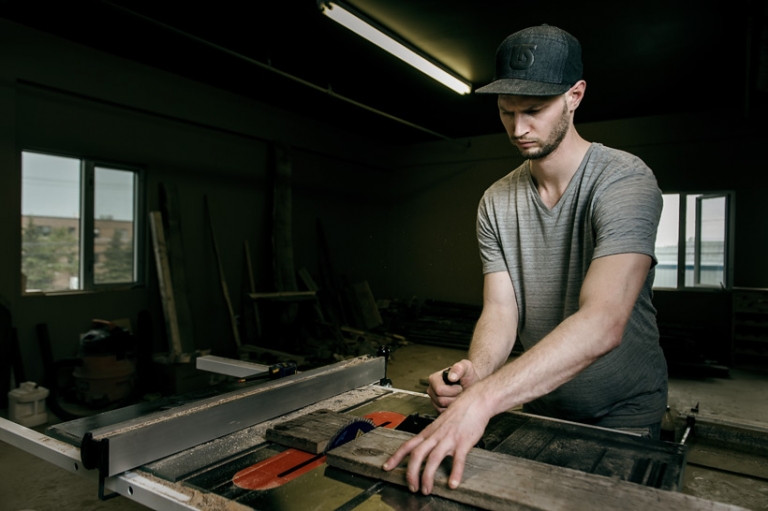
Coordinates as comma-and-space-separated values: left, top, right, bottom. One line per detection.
381, 386, 491, 494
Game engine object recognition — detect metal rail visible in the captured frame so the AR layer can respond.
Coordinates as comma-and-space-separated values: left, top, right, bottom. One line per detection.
195, 354, 270, 378
81, 355, 385, 477
0, 417, 200, 510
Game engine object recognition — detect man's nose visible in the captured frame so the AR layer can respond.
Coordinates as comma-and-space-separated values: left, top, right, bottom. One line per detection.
509, 116, 529, 138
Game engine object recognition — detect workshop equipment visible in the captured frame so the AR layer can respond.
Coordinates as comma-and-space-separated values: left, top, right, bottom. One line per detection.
0, 354, 751, 511
72, 321, 136, 407
7, 382, 49, 427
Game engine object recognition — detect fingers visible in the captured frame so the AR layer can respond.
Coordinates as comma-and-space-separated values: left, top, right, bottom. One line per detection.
427, 364, 466, 412
444, 362, 465, 384
382, 432, 423, 475
448, 448, 467, 489
453, 359, 480, 387
384, 432, 438, 494
419, 438, 455, 494
426, 385, 455, 412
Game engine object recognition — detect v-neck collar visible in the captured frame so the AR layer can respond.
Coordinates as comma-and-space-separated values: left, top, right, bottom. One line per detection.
525, 143, 597, 215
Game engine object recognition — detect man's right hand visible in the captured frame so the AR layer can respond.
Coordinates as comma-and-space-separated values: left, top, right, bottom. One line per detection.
426, 359, 480, 413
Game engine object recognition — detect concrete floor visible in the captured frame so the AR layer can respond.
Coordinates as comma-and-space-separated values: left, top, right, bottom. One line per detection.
1, 342, 767, 510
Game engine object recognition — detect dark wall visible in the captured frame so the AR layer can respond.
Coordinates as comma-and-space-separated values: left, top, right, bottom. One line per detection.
2, 19, 766, 388
376, 111, 767, 366
0, 19, 397, 383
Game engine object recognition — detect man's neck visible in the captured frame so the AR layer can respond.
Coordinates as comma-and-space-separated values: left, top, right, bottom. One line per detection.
529, 130, 591, 208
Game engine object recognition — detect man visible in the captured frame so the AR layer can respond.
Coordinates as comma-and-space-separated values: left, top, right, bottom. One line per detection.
383, 24, 668, 495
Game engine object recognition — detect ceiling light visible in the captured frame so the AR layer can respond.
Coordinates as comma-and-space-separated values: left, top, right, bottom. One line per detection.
318, 1, 472, 95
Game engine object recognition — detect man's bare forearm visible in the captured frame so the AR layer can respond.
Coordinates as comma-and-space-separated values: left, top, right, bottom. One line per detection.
467, 304, 518, 380
474, 305, 621, 416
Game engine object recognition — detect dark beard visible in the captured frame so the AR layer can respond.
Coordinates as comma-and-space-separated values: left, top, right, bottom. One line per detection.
517, 101, 570, 160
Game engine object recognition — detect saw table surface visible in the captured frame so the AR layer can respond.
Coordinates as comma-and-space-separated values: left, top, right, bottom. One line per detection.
5, 352, 740, 510
40, 382, 691, 511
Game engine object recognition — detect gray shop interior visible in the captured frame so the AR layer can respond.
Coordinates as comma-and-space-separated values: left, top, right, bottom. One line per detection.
0, 1, 767, 509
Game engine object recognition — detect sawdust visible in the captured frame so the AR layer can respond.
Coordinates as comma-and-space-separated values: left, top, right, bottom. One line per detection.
137, 471, 253, 511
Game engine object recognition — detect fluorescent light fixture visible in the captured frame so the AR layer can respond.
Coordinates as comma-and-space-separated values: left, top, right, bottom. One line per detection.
319, 1, 472, 95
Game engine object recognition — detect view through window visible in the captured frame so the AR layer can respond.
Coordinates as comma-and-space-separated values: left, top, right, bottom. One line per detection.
21, 151, 141, 293
654, 192, 733, 289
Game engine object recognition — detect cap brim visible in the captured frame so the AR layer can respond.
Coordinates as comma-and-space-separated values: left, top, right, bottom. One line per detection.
475, 79, 572, 96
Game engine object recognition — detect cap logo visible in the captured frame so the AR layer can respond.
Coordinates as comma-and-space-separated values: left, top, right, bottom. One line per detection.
509, 44, 537, 70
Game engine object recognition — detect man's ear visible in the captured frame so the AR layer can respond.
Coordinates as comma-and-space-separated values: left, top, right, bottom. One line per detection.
567, 80, 587, 111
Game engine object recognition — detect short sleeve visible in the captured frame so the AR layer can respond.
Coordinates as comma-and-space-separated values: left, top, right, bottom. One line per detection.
477, 192, 508, 274
591, 160, 662, 265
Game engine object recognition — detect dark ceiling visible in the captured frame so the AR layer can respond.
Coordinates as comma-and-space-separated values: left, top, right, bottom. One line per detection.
1, 0, 765, 145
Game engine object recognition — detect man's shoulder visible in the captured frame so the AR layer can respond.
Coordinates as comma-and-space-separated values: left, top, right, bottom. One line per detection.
591, 143, 651, 172
484, 161, 528, 195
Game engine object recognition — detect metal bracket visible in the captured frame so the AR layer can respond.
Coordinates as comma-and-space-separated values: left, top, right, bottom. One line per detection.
98, 472, 120, 501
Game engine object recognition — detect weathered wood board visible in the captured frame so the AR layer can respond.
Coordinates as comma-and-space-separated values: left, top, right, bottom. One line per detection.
159, 183, 197, 356
149, 211, 184, 361
492, 415, 686, 490
326, 427, 748, 511
266, 409, 373, 454
204, 195, 241, 350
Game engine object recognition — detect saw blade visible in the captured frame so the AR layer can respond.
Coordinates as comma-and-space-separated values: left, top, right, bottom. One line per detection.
266, 409, 377, 454
325, 416, 375, 452
234, 411, 405, 491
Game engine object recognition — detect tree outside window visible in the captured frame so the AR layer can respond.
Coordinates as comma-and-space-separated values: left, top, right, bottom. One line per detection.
21, 151, 144, 293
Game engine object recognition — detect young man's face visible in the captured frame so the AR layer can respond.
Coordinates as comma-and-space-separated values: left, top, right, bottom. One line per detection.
497, 94, 570, 160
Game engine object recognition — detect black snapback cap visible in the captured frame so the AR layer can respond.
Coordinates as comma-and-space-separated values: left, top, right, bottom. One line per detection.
475, 25, 582, 96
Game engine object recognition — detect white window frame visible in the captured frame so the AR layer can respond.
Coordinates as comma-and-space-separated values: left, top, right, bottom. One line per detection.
655, 191, 735, 291
21, 150, 146, 294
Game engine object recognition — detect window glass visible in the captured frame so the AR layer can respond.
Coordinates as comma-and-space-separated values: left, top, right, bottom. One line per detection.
21, 152, 81, 292
654, 194, 679, 288
654, 191, 732, 290
21, 151, 142, 293
94, 168, 136, 284
696, 196, 726, 287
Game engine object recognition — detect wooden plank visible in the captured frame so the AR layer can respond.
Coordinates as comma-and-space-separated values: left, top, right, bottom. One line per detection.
270, 142, 300, 338
242, 240, 261, 342
266, 409, 371, 454
271, 142, 297, 293
149, 211, 184, 361
298, 266, 327, 324
249, 291, 317, 301
348, 281, 383, 330
159, 183, 196, 356
492, 416, 686, 490
326, 428, 747, 511
204, 196, 241, 350
687, 444, 768, 480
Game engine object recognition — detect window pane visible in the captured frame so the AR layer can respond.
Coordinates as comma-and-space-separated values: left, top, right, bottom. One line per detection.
654, 194, 679, 288
21, 152, 81, 292
94, 167, 136, 284
697, 196, 726, 287
684, 194, 700, 287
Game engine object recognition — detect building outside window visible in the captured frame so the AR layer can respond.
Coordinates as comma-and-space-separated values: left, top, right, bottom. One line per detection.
21, 151, 144, 293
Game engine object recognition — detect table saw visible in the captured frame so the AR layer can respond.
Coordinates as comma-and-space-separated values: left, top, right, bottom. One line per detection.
0, 354, 748, 510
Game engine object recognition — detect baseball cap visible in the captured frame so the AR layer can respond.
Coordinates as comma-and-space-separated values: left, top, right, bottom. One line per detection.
475, 25, 582, 96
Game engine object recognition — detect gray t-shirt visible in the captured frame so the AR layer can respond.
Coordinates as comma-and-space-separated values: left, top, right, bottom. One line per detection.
477, 143, 668, 428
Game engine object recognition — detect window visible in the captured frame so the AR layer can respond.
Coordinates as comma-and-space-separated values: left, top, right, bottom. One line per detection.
654, 192, 734, 290
21, 151, 144, 293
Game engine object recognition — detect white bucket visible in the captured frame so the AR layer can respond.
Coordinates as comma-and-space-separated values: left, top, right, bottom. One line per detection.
8, 382, 49, 427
